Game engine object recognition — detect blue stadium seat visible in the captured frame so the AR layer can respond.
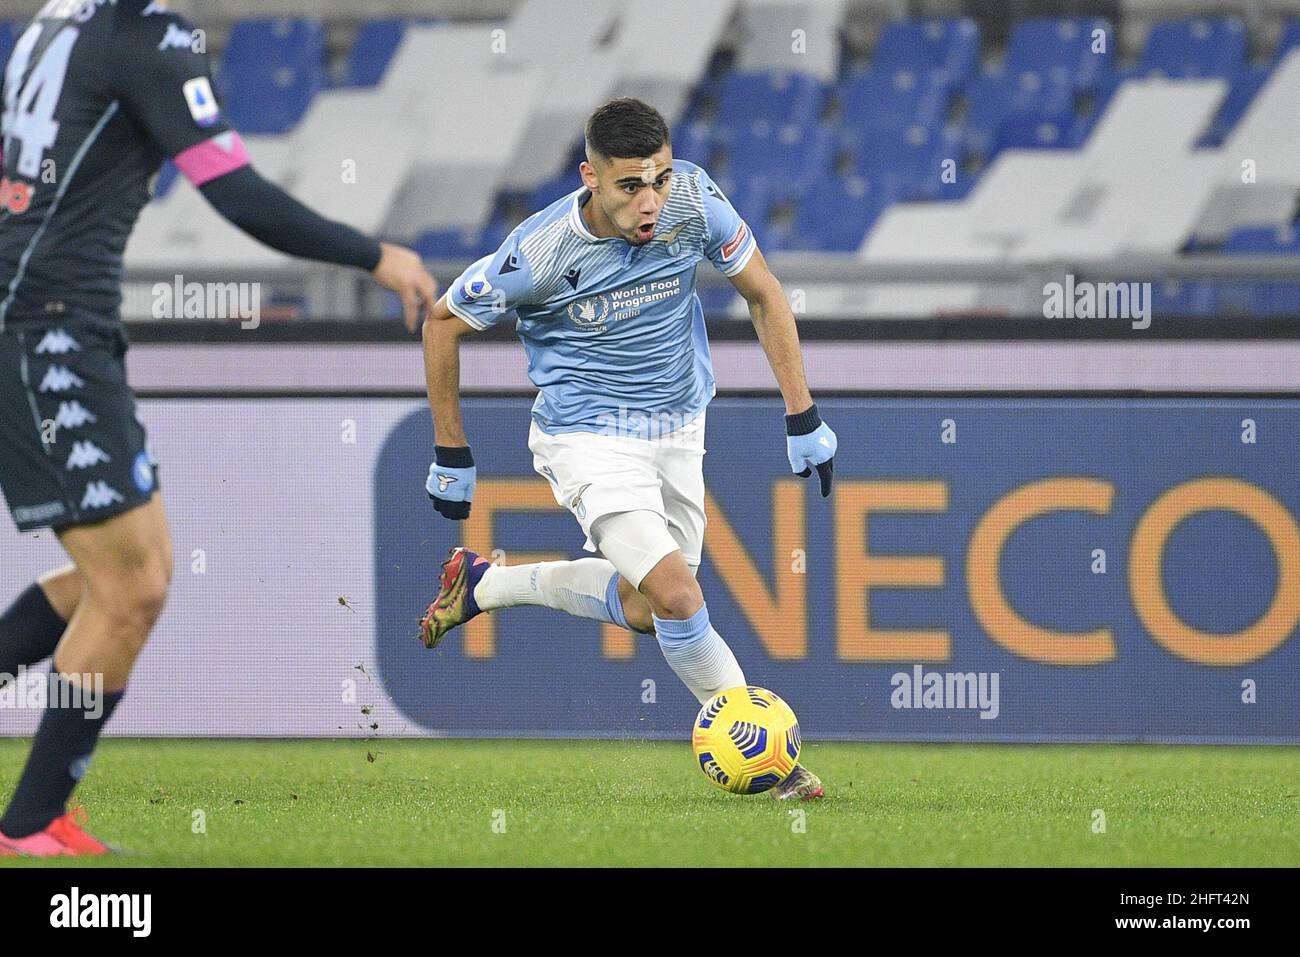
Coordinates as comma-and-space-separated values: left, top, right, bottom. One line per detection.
415, 221, 509, 261
672, 119, 714, 166
0, 21, 17, 71
840, 122, 962, 201
712, 72, 828, 141
341, 19, 407, 87
1148, 280, 1217, 316
1272, 19, 1300, 63
721, 123, 832, 188
1222, 224, 1300, 254
708, 172, 775, 248
151, 161, 180, 201
528, 175, 577, 211
1136, 17, 1247, 78
1250, 282, 1300, 314
1068, 67, 1132, 147
838, 68, 953, 133
1004, 17, 1114, 92
779, 175, 893, 251
1198, 65, 1270, 146
961, 70, 1074, 160
218, 18, 327, 134
872, 17, 981, 83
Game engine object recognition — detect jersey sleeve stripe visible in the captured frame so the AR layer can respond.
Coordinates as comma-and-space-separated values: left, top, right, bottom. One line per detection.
173, 131, 251, 187
718, 238, 757, 277
445, 295, 491, 330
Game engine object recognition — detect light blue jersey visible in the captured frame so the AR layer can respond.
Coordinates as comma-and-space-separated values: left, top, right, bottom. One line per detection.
446, 160, 757, 437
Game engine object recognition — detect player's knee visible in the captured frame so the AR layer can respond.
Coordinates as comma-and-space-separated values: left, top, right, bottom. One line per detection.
86, 548, 172, 636
644, 577, 704, 622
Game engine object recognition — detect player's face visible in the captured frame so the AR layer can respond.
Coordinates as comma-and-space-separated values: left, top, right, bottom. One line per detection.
585, 145, 674, 245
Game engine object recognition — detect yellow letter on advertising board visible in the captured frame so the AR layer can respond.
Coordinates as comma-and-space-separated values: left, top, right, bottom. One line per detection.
835, 481, 949, 662
462, 480, 570, 658
1130, 477, 1300, 666
967, 478, 1115, 664
704, 481, 807, 658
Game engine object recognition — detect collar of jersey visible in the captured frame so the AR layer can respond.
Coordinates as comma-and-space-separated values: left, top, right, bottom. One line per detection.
569, 190, 625, 244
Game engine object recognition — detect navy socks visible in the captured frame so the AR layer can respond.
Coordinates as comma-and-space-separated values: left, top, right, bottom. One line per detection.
0, 583, 67, 679
0, 675, 123, 838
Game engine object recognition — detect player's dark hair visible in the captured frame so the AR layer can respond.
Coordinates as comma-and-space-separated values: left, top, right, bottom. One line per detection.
584, 98, 671, 160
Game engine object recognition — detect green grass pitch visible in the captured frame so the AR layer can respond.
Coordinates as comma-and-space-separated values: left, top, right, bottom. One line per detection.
1, 739, 1296, 867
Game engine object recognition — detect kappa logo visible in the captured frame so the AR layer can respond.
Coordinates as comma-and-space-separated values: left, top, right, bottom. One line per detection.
65, 441, 111, 471
33, 329, 80, 355
566, 294, 610, 328
54, 401, 97, 429
158, 22, 194, 51
80, 481, 124, 511
38, 365, 85, 394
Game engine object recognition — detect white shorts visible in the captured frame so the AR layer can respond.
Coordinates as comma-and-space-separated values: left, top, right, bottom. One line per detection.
528, 412, 707, 567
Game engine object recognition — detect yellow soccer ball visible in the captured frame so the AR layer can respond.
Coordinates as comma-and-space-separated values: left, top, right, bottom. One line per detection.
691, 686, 802, 794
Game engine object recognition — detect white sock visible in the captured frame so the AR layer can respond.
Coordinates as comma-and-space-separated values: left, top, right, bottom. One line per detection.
473, 558, 630, 628
653, 602, 746, 704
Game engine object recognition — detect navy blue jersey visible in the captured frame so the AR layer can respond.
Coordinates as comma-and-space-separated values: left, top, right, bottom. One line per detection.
0, 0, 243, 327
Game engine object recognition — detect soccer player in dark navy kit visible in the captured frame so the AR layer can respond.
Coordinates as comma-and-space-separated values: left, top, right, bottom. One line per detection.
0, 0, 437, 855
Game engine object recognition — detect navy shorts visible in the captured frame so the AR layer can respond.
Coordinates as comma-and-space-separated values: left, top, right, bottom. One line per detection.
0, 319, 158, 532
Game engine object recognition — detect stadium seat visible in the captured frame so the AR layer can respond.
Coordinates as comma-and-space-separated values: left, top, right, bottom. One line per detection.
840, 122, 964, 201
782, 175, 892, 251
340, 19, 408, 88
961, 70, 1075, 160
1068, 67, 1132, 147
527, 175, 578, 211
151, 161, 180, 202
1004, 17, 1114, 92
1272, 18, 1300, 63
1136, 17, 1247, 79
218, 18, 328, 134
837, 68, 952, 133
1222, 223, 1300, 254
708, 171, 775, 248
672, 119, 714, 167
872, 18, 981, 83
712, 71, 828, 143
720, 123, 833, 193
0, 21, 17, 70
1198, 65, 1271, 146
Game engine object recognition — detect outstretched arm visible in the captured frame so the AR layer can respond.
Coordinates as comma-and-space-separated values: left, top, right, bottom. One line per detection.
728, 248, 813, 414
114, 7, 436, 329
422, 294, 478, 448
421, 296, 480, 519
728, 248, 837, 496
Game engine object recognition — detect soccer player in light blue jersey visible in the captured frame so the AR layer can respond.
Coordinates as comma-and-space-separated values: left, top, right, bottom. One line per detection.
418, 99, 837, 800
